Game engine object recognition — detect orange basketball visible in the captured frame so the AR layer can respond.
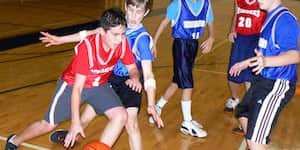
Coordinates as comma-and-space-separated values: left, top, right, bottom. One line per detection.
83, 141, 111, 150
295, 87, 300, 95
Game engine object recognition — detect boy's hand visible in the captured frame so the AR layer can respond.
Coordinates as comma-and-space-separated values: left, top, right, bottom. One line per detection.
229, 59, 251, 77
228, 32, 237, 43
64, 122, 85, 148
200, 37, 214, 54
249, 49, 265, 75
40, 32, 64, 47
125, 78, 142, 93
147, 105, 164, 128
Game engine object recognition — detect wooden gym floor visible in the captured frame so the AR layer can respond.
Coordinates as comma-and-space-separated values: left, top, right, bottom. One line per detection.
0, 0, 300, 149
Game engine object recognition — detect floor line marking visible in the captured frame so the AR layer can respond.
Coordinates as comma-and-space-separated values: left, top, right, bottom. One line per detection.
194, 68, 227, 75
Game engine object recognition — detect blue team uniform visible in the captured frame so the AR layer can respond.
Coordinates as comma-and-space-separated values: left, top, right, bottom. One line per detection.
258, 6, 299, 82
113, 24, 153, 76
166, 0, 213, 88
236, 5, 299, 145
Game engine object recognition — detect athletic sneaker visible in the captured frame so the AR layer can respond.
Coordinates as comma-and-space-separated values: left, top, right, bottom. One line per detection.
180, 120, 207, 138
191, 120, 203, 129
49, 129, 82, 143
232, 127, 245, 137
5, 134, 18, 150
224, 98, 239, 112
49, 129, 68, 143
148, 105, 162, 124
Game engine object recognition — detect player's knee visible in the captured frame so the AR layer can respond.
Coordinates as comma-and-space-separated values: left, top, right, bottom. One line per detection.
125, 119, 139, 134
112, 111, 128, 126
40, 120, 57, 132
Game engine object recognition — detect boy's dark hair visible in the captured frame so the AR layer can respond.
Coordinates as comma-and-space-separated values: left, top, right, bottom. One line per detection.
98, 8, 127, 31
126, 0, 153, 12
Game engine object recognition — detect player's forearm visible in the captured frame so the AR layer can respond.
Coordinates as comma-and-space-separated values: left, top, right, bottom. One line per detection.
230, 1, 237, 33
230, 14, 237, 33
207, 23, 215, 39
71, 74, 86, 124
60, 32, 82, 43
61, 28, 100, 43
71, 89, 82, 124
264, 50, 300, 67
128, 66, 140, 81
154, 17, 170, 44
141, 61, 156, 106
145, 87, 156, 106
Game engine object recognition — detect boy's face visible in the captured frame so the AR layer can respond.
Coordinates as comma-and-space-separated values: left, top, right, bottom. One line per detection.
102, 25, 126, 50
125, 4, 148, 28
258, 0, 278, 11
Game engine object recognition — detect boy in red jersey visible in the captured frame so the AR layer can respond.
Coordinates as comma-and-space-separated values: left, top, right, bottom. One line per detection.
225, 0, 266, 113
5, 8, 141, 150
39, 1, 164, 149
224, 0, 266, 137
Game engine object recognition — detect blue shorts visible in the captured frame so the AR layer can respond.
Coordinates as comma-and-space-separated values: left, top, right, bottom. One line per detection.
228, 34, 259, 83
44, 79, 123, 125
235, 76, 295, 144
172, 38, 199, 89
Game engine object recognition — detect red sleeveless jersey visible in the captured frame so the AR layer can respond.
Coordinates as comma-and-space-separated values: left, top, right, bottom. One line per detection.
235, 0, 266, 35
62, 34, 135, 88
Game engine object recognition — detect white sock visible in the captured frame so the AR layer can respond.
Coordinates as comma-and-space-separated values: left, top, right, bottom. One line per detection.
156, 97, 167, 108
181, 100, 192, 121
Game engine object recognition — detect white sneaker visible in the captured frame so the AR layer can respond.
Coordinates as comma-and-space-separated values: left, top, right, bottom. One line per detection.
180, 120, 207, 138
191, 120, 203, 129
224, 98, 239, 112
148, 105, 162, 124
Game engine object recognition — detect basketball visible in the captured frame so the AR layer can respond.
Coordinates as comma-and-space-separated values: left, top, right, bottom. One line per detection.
83, 141, 111, 150
295, 87, 300, 95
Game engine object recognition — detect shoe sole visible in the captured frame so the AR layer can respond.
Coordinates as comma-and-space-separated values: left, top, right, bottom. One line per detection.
232, 131, 245, 137
224, 111, 234, 115
180, 127, 207, 138
49, 129, 68, 144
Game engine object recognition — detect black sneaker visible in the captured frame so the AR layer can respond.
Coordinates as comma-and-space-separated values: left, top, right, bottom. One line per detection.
5, 134, 18, 150
224, 98, 239, 113
232, 127, 245, 137
49, 129, 68, 143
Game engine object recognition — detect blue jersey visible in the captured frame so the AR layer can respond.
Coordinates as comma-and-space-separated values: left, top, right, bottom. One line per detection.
113, 24, 154, 76
258, 5, 299, 82
168, 0, 213, 39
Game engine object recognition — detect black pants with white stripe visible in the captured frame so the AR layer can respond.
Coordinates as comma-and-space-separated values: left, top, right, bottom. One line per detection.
235, 76, 296, 144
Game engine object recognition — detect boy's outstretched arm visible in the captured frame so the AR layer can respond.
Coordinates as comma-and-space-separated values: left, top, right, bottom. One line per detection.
40, 28, 100, 47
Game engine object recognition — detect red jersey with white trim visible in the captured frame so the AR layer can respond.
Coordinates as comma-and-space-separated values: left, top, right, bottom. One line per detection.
235, 0, 266, 35
62, 34, 135, 88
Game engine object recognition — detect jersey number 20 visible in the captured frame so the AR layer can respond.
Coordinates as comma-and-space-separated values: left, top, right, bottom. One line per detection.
238, 16, 252, 28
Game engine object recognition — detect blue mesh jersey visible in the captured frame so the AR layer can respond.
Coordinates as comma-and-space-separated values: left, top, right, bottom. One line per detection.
113, 24, 154, 76
258, 5, 299, 82
167, 0, 213, 39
